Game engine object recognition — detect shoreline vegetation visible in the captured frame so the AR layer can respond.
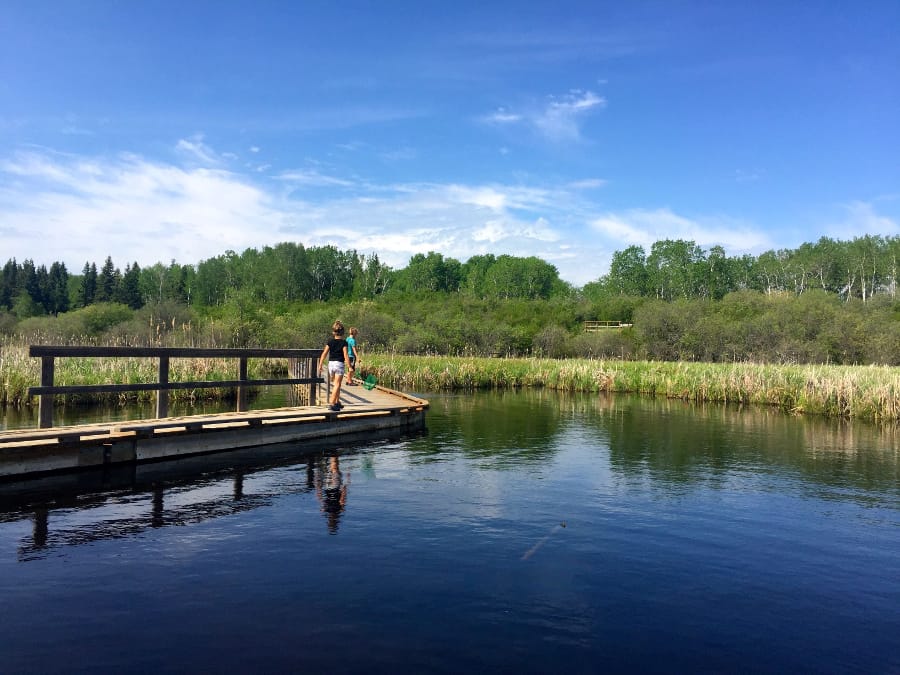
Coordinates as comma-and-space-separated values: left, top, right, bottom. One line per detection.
1, 343, 898, 422
363, 355, 900, 422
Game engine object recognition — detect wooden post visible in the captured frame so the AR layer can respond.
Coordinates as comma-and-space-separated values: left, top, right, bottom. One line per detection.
237, 357, 248, 412
309, 356, 317, 406
156, 356, 169, 419
38, 356, 55, 429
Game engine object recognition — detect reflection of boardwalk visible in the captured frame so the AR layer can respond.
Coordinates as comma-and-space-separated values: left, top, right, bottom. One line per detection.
1, 426, 418, 561
0, 383, 427, 478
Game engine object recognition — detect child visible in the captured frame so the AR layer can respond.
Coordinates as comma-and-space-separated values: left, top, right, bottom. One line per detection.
345, 327, 360, 385
318, 320, 350, 411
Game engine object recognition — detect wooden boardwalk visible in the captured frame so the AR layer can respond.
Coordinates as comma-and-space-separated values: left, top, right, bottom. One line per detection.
0, 382, 428, 479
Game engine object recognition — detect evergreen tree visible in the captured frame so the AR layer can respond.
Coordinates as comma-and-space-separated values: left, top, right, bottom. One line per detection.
97, 256, 118, 302
46, 262, 70, 314
117, 262, 143, 309
20, 259, 42, 308
0, 258, 18, 310
76, 261, 98, 307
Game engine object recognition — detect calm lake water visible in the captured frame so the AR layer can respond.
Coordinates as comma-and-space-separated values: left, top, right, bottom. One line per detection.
1, 390, 898, 674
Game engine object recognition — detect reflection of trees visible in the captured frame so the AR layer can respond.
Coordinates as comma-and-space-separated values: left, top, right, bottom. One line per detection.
414, 390, 567, 467
591, 393, 900, 495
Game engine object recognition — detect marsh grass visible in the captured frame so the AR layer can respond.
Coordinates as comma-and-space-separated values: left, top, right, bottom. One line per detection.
362, 354, 900, 422
0, 343, 280, 407
3, 339, 898, 421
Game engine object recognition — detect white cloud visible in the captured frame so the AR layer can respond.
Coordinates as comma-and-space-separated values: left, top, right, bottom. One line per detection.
0, 150, 287, 267
276, 169, 355, 188
590, 208, 772, 252
485, 109, 522, 124
568, 178, 607, 190
534, 90, 605, 141
0, 145, 787, 287
175, 135, 221, 165
829, 201, 899, 238
482, 89, 605, 142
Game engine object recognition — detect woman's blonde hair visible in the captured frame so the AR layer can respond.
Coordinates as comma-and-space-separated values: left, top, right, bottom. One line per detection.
349, 327, 358, 336
332, 320, 345, 335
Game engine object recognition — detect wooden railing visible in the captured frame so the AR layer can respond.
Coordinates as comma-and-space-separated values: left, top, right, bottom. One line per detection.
27, 346, 324, 429
583, 321, 633, 332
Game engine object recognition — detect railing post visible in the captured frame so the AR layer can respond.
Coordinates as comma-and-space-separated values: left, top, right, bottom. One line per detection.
309, 356, 317, 406
237, 357, 248, 412
156, 356, 169, 418
38, 356, 55, 429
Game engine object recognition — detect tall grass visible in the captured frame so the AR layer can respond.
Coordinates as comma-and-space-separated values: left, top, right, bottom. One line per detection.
3, 338, 899, 421
0, 342, 279, 407
362, 354, 900, 422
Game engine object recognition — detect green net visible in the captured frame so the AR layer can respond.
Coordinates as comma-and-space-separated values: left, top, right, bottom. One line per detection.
362, 374, 378, 390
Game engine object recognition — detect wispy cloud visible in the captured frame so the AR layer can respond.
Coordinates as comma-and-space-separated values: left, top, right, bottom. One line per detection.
0, 145, 609, 280
590, 208, 772, 253
483, 89, 605, 142
485, 108, 522, 124
175, 135, 221, 165
0, 145, 781, 286
0, 150, 286, 267
568, 178, 607, 190
275, 169, 355, 188
828, 201, 899, 238
534, 90, 605, 141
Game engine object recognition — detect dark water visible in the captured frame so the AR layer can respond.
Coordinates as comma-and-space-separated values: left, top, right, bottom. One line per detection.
1, 391, 898, 674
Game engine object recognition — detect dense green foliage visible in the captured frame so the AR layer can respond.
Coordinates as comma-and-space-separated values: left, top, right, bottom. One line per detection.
2, 236, 900, 365
590, 235, 900, 301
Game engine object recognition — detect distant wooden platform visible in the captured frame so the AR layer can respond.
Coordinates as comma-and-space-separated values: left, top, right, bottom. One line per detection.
0, 382, 428, 479
584, 321, 633, 332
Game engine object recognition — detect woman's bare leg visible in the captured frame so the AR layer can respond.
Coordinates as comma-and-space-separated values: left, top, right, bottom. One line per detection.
330, 373, 344, 405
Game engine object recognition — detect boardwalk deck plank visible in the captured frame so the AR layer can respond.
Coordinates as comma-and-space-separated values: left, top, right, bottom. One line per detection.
0, 382, 428, 478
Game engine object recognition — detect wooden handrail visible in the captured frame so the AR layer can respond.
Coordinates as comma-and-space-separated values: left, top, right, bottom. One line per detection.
27, 346, 324, 429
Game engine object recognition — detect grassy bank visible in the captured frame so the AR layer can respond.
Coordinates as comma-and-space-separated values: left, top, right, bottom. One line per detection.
362, 354, 900, 422
2, 342, 899, 421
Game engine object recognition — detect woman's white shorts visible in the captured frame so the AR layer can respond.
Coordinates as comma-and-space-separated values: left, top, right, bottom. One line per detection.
328, 361, 345, 375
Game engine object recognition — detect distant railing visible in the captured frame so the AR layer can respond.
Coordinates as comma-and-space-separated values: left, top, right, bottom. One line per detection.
27, 346, 324, 429
583, 321, 633, 332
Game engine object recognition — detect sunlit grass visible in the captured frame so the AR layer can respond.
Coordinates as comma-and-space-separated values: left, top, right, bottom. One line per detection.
3, 336, 899, 421
361, 354, 900, 422
0, 341, 279, 406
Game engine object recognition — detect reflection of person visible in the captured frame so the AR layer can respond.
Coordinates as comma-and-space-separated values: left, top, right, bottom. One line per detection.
345, 327, 360, 386
318, 320, 350, 411
315, 455, 350, 534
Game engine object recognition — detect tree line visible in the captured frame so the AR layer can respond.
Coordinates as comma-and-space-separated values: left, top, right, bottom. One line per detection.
588, 235, 900, 302
0, 244, 570, 319
2, 235, 899, 365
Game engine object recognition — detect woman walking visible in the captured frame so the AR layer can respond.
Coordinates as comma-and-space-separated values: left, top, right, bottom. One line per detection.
318, 320, 350, 411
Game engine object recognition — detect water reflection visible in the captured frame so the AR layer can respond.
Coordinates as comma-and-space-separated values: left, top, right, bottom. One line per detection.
12, 466, 304, 561
2, 391, 898, 562
1, 390, 897, 673
416, 389, 566, 466
1, 429, 411, 561
585, 393, 900, 498
417, 390, 898, 505
314, 456, 350, 534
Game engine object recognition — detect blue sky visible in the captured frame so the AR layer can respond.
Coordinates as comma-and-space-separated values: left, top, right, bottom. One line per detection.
1, 1, 898, 285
